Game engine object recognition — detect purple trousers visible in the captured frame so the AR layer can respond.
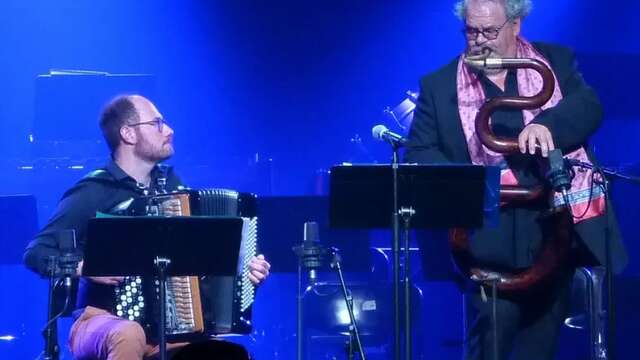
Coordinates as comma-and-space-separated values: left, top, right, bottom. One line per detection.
68, 306, 188, 360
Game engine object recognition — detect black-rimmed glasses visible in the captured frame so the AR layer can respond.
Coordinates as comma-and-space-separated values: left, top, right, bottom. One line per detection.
463, 18, 511, 41
127, 117, 166, 132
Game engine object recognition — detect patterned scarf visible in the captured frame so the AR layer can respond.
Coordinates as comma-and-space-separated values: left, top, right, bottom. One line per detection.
455, 37, 604, 222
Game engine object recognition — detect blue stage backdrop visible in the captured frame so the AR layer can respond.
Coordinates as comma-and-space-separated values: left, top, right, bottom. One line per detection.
0, 1, 638, 359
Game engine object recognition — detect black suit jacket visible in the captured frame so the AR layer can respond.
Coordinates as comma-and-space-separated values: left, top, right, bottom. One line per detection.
405, 42, 628, 273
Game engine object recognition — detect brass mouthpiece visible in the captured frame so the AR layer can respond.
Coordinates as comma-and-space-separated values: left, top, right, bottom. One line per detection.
464, 48, 505, 69
464, 56, 504, 70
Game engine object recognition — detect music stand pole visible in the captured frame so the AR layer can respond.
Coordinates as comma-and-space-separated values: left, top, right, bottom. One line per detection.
155, 256, 171, 360
329, 163, 497, 360
84, 217, 244, 360
400, 207, 415, 360
391, 145, 402, 360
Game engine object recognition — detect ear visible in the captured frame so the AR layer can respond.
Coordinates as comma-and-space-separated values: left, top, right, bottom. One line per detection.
119, 125, 137, 145
512, 17, 522, 37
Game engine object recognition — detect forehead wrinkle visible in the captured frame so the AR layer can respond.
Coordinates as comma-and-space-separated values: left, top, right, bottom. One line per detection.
465, 1, 507, 27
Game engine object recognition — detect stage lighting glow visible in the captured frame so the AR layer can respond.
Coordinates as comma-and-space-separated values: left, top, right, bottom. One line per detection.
0, 335, 16, 341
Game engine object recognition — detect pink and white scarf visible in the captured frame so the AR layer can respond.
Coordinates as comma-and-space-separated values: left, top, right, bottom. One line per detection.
456, 37, 604, 222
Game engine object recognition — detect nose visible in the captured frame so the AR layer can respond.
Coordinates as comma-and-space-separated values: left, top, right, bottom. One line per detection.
163, 123, 174, 137
475, 33, 489, 45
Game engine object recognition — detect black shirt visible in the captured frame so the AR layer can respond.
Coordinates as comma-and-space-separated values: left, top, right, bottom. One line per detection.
23, 161, 182, 311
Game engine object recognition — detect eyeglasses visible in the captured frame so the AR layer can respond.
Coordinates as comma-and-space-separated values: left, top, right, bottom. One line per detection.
463, 18, 511, 41
127, 117, 167, 132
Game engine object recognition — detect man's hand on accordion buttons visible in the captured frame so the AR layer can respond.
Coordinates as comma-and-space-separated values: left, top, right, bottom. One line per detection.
248, 254, 271, 286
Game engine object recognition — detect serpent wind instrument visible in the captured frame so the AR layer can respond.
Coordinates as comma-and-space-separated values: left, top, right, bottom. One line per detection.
449, 52, 573, 294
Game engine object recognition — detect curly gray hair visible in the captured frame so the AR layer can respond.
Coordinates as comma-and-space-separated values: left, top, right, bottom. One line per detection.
454, 0, 532, 20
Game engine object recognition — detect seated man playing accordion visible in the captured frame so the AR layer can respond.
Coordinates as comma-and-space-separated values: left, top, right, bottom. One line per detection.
24, 94, 271, 359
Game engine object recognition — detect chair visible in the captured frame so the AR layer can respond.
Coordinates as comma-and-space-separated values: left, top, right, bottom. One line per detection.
564, 266, 607, 360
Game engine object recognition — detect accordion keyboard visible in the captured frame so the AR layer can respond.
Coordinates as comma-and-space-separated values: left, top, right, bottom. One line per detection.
111, 188, 258, 339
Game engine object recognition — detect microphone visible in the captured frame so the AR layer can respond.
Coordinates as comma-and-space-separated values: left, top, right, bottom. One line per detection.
155, 164, 169, 194
57, 229, 80, 288
302, 221, 323, 285
565, 158, 590, 169
372, 124, 407, 147
547, 149, 572, 207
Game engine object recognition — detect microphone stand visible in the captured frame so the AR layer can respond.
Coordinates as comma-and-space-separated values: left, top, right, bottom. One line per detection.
329, 248, 366, 360
43, 257, 60, 360
567, 160, 640, 184
293, 225, 367, 359
567, 161, 640, 360
296, 260, 305, 360
593, 165, 615, 360
371, 126, 411, 359
373, 132, 409, 360
387, 139, 412, 360
42, 257, 78, 360
292, 223, 324, 360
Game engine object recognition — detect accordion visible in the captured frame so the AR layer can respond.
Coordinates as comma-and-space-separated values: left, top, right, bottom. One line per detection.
111, 188, 258, 341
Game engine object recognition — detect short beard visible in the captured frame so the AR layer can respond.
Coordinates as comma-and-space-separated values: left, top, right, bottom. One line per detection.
135, 140, 174, 163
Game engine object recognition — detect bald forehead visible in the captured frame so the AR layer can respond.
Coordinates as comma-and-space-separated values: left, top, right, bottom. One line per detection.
128, 95, 160, 118
128, 95, 152, 110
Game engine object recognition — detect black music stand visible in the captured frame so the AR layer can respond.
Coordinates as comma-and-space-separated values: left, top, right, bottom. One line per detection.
83, 216, 244, 360
329, 164, 499, 229
329, 164, 499, 360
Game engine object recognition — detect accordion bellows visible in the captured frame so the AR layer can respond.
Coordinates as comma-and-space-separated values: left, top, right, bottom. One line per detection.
112, 188, 258, 341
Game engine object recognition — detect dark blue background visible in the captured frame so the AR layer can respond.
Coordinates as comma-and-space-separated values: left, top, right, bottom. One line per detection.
0, 1, 638, 358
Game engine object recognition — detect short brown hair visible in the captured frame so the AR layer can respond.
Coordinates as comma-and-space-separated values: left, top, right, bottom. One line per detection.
99, 95, 140, 154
